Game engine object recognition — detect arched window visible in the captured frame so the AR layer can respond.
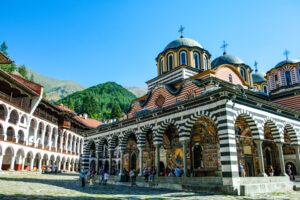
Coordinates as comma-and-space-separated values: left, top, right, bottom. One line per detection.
203, 55, 208, 70
180, 51, 187, 65
167, 54, 173, 71
193, 52, 200, 69
298, 68, 300, 82
229, 74, 233, 83
285, 71, 292, 86
160, 58, 164, 75
274, 74, 279, 88
240, 68, 246, 80
263, 85, 268, 94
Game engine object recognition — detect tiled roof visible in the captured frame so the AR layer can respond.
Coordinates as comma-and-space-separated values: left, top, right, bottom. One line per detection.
75, 116, 103, 128
57, 103, 76, 113
0, 51, 13, 64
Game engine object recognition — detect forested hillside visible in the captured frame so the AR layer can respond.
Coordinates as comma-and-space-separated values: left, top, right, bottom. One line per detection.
57, 82, 136, 122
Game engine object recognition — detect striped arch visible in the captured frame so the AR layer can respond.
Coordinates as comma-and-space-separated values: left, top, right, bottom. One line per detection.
233, 109, 261, 140
82, 139, 97, 169
119, 128, 137, 150
108, 133, 120, 151
98, 137, 109, 155
138, 124, 154, 147
155, 118, 180, 144
283, 123, 299, 145
263, 118, 282, 143
180, 110, 217, 140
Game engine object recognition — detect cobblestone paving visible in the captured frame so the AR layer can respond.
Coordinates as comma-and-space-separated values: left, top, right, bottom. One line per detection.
0, 172, 299, 200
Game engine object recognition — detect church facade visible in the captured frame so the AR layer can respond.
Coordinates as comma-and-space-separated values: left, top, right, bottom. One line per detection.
83, 36, 300, 195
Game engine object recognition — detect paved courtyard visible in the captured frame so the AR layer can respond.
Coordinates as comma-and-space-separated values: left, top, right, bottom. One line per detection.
0, 172, 299, 200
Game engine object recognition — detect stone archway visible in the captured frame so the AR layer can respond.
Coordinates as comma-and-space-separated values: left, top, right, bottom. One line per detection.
15, 148, 25, 171
2, 146, 14, 170
24, 151, 33, 171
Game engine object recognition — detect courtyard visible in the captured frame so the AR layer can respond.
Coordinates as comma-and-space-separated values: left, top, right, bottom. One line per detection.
0, 172, 299, 200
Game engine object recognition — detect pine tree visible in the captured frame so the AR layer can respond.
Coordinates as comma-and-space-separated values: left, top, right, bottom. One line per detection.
68, 98, 75, 111
0, 41, 8, 55
111, 103, 122, 120
30, 74, 34, 82
18, 65, 28, 79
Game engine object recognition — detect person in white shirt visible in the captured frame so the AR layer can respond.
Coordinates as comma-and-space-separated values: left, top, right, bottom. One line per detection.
103, 171, 109, 185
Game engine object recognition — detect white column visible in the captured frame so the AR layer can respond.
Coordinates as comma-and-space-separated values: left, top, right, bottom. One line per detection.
30, 159, 34, 170
22, 157, 26, 171
294, 146, 300, 175
255, 140, 267, 176
277, 143, 287, 176
138, 147, 144, 176
10, 156, 15, 171
155, 144, 161, 176
58, 161, 61, 170
119, 150, 124, 175
109, 150, 113, 174
0, 155, 3, 171
69, 137, 73, 153
41, 127, 46, 149
60, 135, 64, 152
65, 135, 69, 152
33, 128, 38, 147
38, 159, 42, 172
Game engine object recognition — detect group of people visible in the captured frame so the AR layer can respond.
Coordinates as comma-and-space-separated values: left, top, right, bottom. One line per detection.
142, 167, 183, 182
80, 168, 109, 187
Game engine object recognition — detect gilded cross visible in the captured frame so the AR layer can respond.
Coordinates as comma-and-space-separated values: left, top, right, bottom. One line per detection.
254, 61, 258, 71
178, 25, 185, 37
283, 49, 290, 60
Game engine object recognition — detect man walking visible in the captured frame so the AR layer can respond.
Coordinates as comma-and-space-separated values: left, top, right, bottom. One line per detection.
80, 168, 87, 187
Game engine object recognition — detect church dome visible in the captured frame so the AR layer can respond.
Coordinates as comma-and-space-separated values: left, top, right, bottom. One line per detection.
211, 54, 244, 69
164, 37, 202, 51
274, 59, 300, 68
252, 70, 266, 83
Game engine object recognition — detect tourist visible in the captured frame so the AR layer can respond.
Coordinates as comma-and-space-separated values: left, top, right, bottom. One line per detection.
149, 170, 154, 182
87, 168, 91, 180
143, 168, 149, 182
100, 169, 105, 185
268, 165, 274, 176
286, 164, 293, 181
239, 162, 245, 177
168, 170, 175, 177
174, 167, 182, 177
129, 169, 135, 186
103, 171, 109, 185
80, 168, 87, 187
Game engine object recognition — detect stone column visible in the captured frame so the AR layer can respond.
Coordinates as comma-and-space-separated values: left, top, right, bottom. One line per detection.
10, 156, 15, 171
38, 159, 42, 172
30, 159, 34, 170
22, 157, 26, 171
119, 150, 124, 175
138, 147, 144, 176
254, 140, 267, 176
182, 140, 189, 177
109, 150, 113, 174
96, 155, 99, 173
155, 144, 161, 176
276, 143, 287, 176
58, 161, 61, 170
294, 146, 300, 176
67, 162, 71, 172
0, 155, 3, 171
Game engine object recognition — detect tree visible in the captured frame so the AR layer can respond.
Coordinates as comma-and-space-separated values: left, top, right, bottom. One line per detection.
18, 65, 28, 79
81, 95, 99, 116
0, 41, 8, 55
110, 103, 122, 120
30, 74, 34, 82
67, 98, 75, 111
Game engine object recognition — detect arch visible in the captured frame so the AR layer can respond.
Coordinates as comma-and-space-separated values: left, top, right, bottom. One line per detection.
8, 109, 19, 124
167, 53, 174, 71
179, 51, 187, 65
160, 57, 164, 75
2, 146, 15, 170
120, 129, 138, 150
139, 124, 154, 147
28, 119, 37, 146
17, 130, 25, 144
203, 54, 208, 70
36, 122, 44, 147
20, 114, 28, 126
240, 67, 246, 81
156, 119, 180, 144
285, 70, 292, 86
44, 125, 51, 148
0, 104, 8, 121
263, 119, 281, 142
193, 51, 200, 69
283, 124, 298, 145
0, 123, 4, 140
233, 110, 261, 139
15, 148, 25, 171
109, 134, 120, 151
6, 127, 15, 142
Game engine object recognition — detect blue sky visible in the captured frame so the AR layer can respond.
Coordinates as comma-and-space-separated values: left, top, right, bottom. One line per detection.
1, 0, 300, 88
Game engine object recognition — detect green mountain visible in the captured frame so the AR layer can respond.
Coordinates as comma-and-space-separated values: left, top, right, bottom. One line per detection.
26, 68, 87, 101
57, 82, 137, 121
124, 86, 147, 97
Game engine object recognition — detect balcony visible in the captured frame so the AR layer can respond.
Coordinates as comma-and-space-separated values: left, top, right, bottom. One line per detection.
0, 91, 30, 112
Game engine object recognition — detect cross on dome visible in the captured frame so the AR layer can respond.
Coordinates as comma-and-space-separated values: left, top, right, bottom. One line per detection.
220, 40, 229, 55
283, 49, 290, 60
254, 61, 258, 72
178, 25, 185, 38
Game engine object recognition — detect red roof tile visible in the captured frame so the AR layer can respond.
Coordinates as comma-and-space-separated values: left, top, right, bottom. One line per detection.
57, 103, 75, 113
9, 73, 43, 96
75, 116, 103, 128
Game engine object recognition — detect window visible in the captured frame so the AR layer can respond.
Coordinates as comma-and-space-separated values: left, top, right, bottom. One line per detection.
263, 85, 268, 94
167, 54, 173, 71
155, 95, 165, 108
229, 74, 233, 83
203, 55, 208, 70
160, 58, 164, 75
285, 71, 292, 86
240, 68, 246, 80
193, 52, 200, 69
180, 51, 187, 65
298, 69, 300, 82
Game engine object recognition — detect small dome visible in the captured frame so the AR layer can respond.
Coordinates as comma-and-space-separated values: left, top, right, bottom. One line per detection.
252, 70, 266, 83
164, 37, 202, 51
274, 59, 300, 68
211, 54, 244, 69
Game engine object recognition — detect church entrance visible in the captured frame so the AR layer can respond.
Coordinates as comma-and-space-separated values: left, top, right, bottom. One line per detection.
130, 153, 136, 170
